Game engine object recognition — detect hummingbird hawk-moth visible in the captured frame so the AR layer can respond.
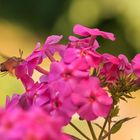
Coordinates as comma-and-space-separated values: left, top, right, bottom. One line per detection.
0, 49, 23, 76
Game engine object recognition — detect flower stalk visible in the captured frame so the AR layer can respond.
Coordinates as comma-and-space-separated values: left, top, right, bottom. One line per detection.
36, 66, 49, 75
70, 122, 91, 140
87, 121, 97, 140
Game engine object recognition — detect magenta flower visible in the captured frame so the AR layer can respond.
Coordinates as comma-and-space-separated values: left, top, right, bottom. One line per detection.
32, 83, 50, 106
68, 36, 100, 50
71, 77, 112, 120
0, 108, 71, 140
131, 54, 140, 77
118, 54, 132, 75
99, 53, 119, 82
6, 94, 21, 110
16, 35, 64, 79
99, 53, 133, 83
73, 24, 116, 41
42, 88, 76, 125
6, 81, 50, 111
63, 47, 102, 68
44, 35, 67, 57
32, 82, 76, 125
21, 74, 35, 91
45, 35, 63, 45
48, 61, 89, 83
16, 42, 44, 78
6, 92, 34, 111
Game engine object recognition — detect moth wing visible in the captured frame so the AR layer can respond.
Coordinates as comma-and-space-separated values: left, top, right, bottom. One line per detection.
0, 52, 10, 62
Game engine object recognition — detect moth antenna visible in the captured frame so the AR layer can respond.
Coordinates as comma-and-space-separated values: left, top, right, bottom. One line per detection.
19, 49, 23, 58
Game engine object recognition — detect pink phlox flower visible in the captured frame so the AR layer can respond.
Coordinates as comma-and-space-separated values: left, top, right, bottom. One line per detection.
33, 80, 76, 125
63, 48, 90, 70
44, 35, 67, 57
102, 53, 119, 64
63, 47, 102, 69
118, 54, 132, 74
131, 54, 140, 77
68, 36, 99, 50
24, 42, 45, 76
48, 61, 89, 83
32, 83, 50, 107
45, 35, 63, 45
5, 80, 50, 111
6, 94, 21, 110
6, 93, 34, 111
99, 53, 120, 82
44, 89, 76, 125
73, 24, 116, 41
6, 83, 50, 111
0, 108, 70, 140
20, 74, 35, 91
16, 42, 45, 78
71, 77, 112, 121
39, 74, 49, 83
99, 54, 132, 82
15, 61, 28, 78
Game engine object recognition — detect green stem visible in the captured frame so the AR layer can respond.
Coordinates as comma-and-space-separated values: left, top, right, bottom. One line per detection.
70, 122, 91, 140
98, 113, 110, 140
66, 133, 82, 140
102, 131, 112, 139
108, 118, 111, 140
87, 121, 97, 140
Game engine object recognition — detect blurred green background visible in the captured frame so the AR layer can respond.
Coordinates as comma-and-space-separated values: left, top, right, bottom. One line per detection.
0, 0, 140, 139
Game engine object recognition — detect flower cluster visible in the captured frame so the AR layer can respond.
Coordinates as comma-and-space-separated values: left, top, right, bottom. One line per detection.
3, 24, 140, 140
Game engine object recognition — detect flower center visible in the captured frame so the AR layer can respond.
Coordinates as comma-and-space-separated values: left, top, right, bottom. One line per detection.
89, 94, 96, 102
52, 99, 62, 109
61, 69, 72, 80
5, 122, 13, 130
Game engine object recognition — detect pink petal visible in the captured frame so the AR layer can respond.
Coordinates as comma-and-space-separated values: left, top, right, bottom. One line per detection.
78, 103, 98, 120
92, 40, 100, 50
97, 95, 113, 105
73, 70, 89, 78
73, 24, 91, 36
34, 42, 41, 50
92, 102, 111, 117
21, 75, 34, 91
73, 24, 116, 41
63, 48, 78, 63
89, 29, 115, 41
45, 35, 63, 45
68, 36, 79, 41
103, 53, 119, 64
15, 62, 27, 78
71, 57, 90, 70
132, 54, 140, 76
71, 93, 87, 105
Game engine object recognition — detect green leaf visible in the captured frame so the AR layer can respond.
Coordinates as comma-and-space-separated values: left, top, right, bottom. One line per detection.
124, 94, 135, 99
111, 117, 135, 134
111, 106, 120, 118
120, 96, 128, 102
